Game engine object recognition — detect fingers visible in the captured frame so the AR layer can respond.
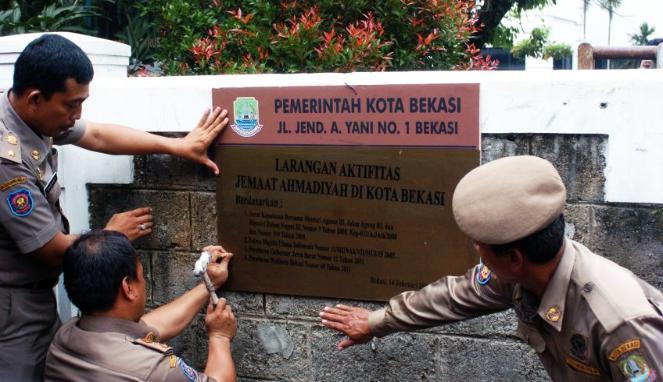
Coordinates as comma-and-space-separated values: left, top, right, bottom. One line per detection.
320, 317, 349, 333
202, 109, 228, 140
220, 251, 233, 264
338, 338, 356, 350
204, 245, 231, 261
197, 108, 211, 128
215, 297, 227, 312
203, 245, 227, 253
135, 214, 153, 224
201, 107, 222, 130
130, 207, 152, 217
335, 304, 356, 312
204, 158, 220, 176
319, 310, 349, 323
320, 305, 352, 318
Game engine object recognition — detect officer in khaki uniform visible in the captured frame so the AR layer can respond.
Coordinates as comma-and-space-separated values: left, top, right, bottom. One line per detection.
0, 34, 229, 381
0, 93, 86, 380
45, 231, 236, 382
320, 156, 663, 381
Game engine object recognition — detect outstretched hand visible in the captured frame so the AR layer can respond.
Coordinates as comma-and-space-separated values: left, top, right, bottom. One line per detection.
178, 107, 229, 175
319, 304, 373, 350
105, 207, 152, 241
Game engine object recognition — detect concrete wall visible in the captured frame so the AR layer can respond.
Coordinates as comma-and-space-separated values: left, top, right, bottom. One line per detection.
87, 131, 662, 381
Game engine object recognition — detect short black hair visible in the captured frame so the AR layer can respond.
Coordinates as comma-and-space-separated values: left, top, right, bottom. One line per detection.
63, 230, 137, 314
490, 214, 566, 264
12, 34, 94, 99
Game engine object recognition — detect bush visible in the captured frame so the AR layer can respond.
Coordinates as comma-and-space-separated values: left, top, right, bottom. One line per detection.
543, 43, 572, 60
511, 27, 548, 59
139, 0, 497, 74
0, 0, 99, 36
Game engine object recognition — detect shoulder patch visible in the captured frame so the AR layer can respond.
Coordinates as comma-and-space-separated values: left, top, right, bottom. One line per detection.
565, 356, 601, 377
6, 188, 33, 217
0, 176, 27, 191
177, 358, 199, 382
475, 263, 492, 285
132, 338, 173, 354
618, 354, 657, 382
609, 339, 641, 362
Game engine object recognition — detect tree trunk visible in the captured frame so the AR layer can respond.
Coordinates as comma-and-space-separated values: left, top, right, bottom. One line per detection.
472, 0, 518, 48
608, 11, 613, 45
583, 0, 589, 40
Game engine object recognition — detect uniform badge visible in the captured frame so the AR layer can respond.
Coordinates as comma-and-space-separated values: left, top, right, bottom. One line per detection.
545, 306, 561, 322
5, 134, 17, 145
609, 339, 641, 361
475, 263, 492, 285
0, 176, 27, 191
177, 358, 199, 382
565, 356, 601, 377
570, 334, 587, 361
231, 97, 263, 137
619, 354, 656, 382
7, 188, 33, 217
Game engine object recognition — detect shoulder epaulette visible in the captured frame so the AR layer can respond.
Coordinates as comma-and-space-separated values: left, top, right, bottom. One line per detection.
131, 337, 173, 355
0, 131, 21, 164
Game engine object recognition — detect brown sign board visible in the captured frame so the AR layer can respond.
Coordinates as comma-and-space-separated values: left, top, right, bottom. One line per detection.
214, 84, 480, 301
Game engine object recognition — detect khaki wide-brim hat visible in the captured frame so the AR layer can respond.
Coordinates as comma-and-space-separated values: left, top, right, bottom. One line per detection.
452, 155, 566, 245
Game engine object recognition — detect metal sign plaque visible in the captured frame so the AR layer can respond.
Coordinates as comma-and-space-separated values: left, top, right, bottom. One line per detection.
214, 84, 480, 301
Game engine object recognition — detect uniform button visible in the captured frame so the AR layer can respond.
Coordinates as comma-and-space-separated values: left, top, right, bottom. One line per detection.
583, 282, 593, 293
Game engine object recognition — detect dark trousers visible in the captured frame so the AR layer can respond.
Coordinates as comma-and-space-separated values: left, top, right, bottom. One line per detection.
0, 287, 61, 382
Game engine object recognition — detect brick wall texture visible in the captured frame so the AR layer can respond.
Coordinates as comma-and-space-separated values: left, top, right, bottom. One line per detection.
88, 134, 663, 381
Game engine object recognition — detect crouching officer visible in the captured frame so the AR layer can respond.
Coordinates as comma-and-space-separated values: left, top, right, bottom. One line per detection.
320, 156, 663, 381
45, 230, 236, 382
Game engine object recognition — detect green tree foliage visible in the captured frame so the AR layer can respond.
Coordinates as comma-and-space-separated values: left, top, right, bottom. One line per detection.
630, 22, 656, 46
473, 0, 555, 48
139, 0, 497, 75
511, 27, 548, 58
0, 0, 99, 35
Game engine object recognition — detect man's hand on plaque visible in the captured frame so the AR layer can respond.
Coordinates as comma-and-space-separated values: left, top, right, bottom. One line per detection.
177, 107, 229, 175
319, 304, 373, 350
